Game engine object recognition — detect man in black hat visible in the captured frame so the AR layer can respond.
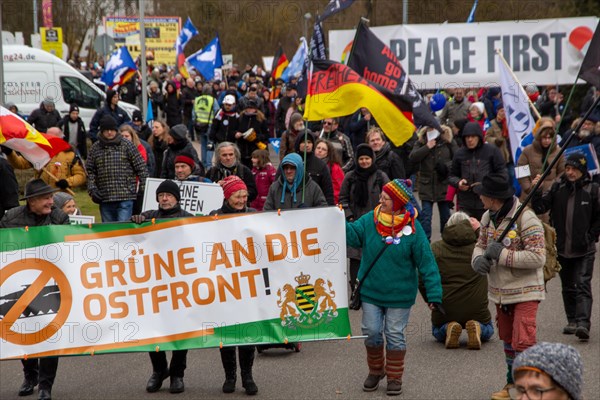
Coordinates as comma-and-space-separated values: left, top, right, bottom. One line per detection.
88, 89, 131, 141
448, 121, 507, 220
470, 173, 546, 400
0, 179, 69, 400
130, 179, 192, 394
532, 152, 600, 342
86, 115, 148, 222
130, 110, 152, 141
57, 104, 88, 159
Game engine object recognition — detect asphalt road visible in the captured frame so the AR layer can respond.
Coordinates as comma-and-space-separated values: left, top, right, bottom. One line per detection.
2, 145, 599, 399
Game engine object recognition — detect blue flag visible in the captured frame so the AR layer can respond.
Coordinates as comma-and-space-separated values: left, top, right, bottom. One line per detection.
186, 35, 224, 81
100, 47, 138, 89
146, 99, 154, 124
280, 38, 308, 82
176, 17, 199, 78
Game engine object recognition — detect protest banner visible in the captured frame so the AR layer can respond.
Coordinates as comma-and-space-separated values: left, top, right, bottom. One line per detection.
141, 178, 223, 215
330, 16, 599, 88
104, 16, 181, 66
0, 207, 349, 360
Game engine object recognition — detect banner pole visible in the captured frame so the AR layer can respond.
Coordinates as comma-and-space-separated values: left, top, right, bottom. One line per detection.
494, 95, 600, 245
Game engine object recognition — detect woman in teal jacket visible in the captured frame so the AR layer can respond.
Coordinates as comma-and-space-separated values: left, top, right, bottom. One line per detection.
346, 179, 442, 396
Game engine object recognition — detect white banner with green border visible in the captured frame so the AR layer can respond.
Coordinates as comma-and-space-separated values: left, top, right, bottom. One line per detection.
0, 207, 350, 360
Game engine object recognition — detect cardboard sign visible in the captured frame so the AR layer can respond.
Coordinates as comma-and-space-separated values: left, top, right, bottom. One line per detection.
68, 215, 95, 225
142, 178, 223, 216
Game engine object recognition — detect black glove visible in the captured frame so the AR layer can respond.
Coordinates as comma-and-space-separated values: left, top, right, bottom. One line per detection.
0, 145, 13, 155
484, 241, 504, 261
472, 255, 493, 275
90, 190, 103, 204
131, 215, 146, 224
434, 162, 449, 180
56, 179, 69, 189
429, 302, 446, 315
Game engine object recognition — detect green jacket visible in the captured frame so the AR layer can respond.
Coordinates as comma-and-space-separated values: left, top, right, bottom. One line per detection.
346, 211, 442, 308
428, 220, 491, 327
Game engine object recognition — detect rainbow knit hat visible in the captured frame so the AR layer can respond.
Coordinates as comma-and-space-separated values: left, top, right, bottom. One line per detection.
382, 179, 413, 212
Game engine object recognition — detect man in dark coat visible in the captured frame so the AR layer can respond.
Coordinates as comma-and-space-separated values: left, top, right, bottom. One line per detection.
130, 180, 192, 394
206, 142, 257, 202
57, 104, 88, 159
0, 179, 69, 400
160, 124, 200, 179
27, 98, 61, 133
448, 122, 507, 220
88, 89, 131, 141
532, 152, 600, 341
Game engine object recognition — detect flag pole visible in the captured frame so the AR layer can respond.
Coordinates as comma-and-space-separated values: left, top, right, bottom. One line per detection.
495, 49, 541, 120
493, 95, 600, 245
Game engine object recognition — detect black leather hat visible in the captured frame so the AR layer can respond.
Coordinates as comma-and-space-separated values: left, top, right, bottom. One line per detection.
21, 178, 59, 200
472, 173, 515, 199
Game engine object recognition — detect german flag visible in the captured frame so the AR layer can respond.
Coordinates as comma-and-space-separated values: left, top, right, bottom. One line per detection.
271, 45, 289, 81
305, 60, 415, 146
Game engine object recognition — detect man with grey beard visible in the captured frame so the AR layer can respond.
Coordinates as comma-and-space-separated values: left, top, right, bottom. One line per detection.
562, 115, 600, 183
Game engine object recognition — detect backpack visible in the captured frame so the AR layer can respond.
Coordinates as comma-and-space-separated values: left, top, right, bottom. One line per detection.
516, 208, 561, 283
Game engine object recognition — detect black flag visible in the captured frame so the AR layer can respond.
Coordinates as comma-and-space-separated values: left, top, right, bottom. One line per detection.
319, 0, 356, 22
347, 20, 441, 130
578, 21, 600, 88
310, 21, 327, 60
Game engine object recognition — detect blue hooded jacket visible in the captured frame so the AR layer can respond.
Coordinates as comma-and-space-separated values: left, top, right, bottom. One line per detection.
279, 153, 304, 204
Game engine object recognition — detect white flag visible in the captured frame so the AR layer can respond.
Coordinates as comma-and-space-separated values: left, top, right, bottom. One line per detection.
497, 55, 536, 162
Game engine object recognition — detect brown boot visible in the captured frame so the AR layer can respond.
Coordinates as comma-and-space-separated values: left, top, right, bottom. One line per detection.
466, 320, 482, 350
385, 349, 406, 396
363, 345, 385, 392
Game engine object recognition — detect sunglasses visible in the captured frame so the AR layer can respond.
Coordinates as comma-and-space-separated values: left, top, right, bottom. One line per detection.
323, 121, 334, 126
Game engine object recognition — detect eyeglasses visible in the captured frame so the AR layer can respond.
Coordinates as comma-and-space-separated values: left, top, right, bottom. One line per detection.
508, 386, 556, 400
323, 121, 334, 126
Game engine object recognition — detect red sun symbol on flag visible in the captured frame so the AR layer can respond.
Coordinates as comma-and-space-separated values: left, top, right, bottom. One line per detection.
569, 26, 594, 55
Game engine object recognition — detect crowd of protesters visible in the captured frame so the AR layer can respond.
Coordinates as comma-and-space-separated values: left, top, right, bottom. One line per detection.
1, 54, 599, 400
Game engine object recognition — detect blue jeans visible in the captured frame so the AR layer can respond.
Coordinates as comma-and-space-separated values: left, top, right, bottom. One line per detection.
432, 321, 494, 343
100, 200, 134, 222
420, 200, 451, 241
361, 302, 411, 351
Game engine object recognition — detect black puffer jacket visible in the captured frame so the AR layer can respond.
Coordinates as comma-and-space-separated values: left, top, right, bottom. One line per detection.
160, 139, 200, 179
448, 123, 507, 211
0, 205, 69, 228
27, 103, 61, 133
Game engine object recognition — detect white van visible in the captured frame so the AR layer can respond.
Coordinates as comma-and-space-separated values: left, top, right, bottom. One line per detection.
2, 45, 138, 126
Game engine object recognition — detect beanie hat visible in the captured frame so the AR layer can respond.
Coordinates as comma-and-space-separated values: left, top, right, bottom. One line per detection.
99, 115, 118, 132
169, 124, 188, 142
470, 101, 485, 114
565, 152, 588, 174
43, 97, 55, 106
132, 110, 143, 122
156, 180, 181, 202
382, 179, 413, 212
355, 143, 375, 160
174, 153, 196, 170
513, 342, 583, 400
106, 89, 118, 104
69, 103, 80, 113
53, 191, 74, 211
220, 175, 247, 200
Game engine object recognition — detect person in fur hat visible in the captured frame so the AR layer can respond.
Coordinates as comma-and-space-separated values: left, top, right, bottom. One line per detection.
409, 124, 458, 240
